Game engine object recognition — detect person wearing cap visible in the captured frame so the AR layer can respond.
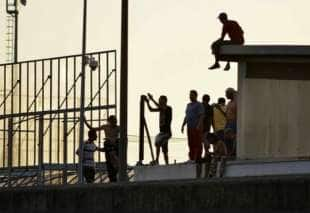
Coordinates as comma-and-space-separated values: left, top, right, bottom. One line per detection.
209, 12, 244, 71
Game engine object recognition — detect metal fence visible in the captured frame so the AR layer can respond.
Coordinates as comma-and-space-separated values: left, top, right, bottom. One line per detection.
0, 50, 118, 187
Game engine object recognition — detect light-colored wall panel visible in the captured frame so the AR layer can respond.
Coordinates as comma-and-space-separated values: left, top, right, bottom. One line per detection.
238, 63, 310, 159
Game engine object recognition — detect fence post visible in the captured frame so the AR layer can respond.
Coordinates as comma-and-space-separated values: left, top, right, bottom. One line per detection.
38, 114, 44, 185
63, 112, 68, 184
138, 95, 146, 164
8, 118, 13, 188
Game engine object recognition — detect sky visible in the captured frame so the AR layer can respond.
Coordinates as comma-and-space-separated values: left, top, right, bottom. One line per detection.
1, 0, 310, 139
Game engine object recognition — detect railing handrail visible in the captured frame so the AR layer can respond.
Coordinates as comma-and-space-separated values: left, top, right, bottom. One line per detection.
0, 49, 117, 66
0, 105, 116, 120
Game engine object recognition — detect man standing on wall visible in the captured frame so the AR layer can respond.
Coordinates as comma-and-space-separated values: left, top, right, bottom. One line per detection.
146, 93, 172, 165
225, 88, 238, 156
182, 90, 205, 162
209, 12, 244, 71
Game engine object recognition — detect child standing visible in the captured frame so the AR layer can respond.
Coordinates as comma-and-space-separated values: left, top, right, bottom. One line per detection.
84, 115, 120, 182
76, 129, 104, 183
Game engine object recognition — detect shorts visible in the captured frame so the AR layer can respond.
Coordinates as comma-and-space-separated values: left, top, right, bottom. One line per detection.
225, 122, 237, 134
83, 166, 95, 183
215, 130, 225, 141
155, 132, 171, 152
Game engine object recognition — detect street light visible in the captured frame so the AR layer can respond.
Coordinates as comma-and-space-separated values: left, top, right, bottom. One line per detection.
119, 0, 129, 182
5, 0, 27, 63
78, 0, 88, 184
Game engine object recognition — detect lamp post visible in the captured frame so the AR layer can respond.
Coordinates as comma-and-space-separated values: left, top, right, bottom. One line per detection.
119, 0, 129, 182
6, 0, 27, 63
78, 0, 88, 183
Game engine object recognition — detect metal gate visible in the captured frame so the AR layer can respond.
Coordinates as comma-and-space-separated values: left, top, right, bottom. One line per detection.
0, 50, 118, 187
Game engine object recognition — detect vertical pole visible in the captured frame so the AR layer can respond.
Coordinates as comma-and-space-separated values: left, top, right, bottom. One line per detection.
63, 112, 68, 184
114, 51, 117, 117
106, 53, 110, 118
138, 95, 145, 163
38, 114, 44, 185
8, 118, 13, 188
14, 10, 18, 63
26, 62, 29, 167
143, 118, 155, 161
73, 57, 77, 164
119, 0, 129, 182
18, 63, 21, 167
49, 60, 53, 167
78, 0, 88, 184
3, 65, 7, 168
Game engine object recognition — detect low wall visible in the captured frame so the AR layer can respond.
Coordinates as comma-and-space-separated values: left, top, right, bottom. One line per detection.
0, 175, 310, 213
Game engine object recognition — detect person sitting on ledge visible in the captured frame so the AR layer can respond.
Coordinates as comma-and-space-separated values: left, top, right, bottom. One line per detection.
209, 12, 244, 71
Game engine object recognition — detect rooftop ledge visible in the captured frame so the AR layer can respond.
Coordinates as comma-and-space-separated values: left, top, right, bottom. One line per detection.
219, 45, 310, 62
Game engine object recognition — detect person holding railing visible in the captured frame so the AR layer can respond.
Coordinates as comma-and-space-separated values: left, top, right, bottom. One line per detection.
83, 115, 120, 182
146, 93, 172, 165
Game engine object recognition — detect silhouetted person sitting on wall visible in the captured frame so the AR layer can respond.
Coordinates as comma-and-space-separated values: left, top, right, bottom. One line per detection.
76, 130, 105, 183
84, 115, 120, 182
209, 12, 244, 71
146, 93, 172, 165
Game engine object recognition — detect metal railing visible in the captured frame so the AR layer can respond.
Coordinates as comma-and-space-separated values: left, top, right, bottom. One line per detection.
137, 95, 155, 165
0, 50, 118, 187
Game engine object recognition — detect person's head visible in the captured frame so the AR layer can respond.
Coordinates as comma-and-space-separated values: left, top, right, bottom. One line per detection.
206, 133, 219, 145
88, 129, 97, 141
202, 94, 210, 105
159, 95, 168, 107
189, 90, 198, 102
225, 87, 236, 100
218, 12, 228, 24
218, 97, 226, 106
107, 115, 117, 126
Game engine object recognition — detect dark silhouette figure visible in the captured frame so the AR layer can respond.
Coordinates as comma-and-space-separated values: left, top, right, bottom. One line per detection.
84, 115, 120, 182
209, 12, 244, 71
146, 93, 172, 165
182, 90, 204, 162
76, 130, 105, 183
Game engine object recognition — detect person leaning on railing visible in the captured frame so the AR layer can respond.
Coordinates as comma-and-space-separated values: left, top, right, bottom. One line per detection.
83, 115, 120, 182
76, 129, 105, 183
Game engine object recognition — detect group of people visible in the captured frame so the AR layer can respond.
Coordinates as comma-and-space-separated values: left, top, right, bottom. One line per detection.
182, 88, 238, 162
76, 115, 120, 183
148, 87, 237, 166
76, 11, 243, 183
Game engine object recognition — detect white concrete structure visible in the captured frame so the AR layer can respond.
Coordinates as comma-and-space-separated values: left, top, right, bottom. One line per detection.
220, 45, 310, 159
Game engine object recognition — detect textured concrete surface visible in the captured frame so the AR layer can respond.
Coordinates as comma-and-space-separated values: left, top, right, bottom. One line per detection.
134, 164, 197, 181
219, 45, 310, 61
0, 175, 309, 213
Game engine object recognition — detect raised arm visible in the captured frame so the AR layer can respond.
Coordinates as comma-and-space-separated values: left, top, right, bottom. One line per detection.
84, 115, 107, 131
147, 93, 160, 107
145, 94, 160, 112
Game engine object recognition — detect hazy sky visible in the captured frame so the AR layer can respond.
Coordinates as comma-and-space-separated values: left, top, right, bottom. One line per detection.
1, 0, 310, 138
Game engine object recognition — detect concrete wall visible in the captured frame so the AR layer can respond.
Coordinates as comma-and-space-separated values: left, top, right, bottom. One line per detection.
134, 164, 197, 181
0, 175, 310, 213
238, 62, 310, 159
